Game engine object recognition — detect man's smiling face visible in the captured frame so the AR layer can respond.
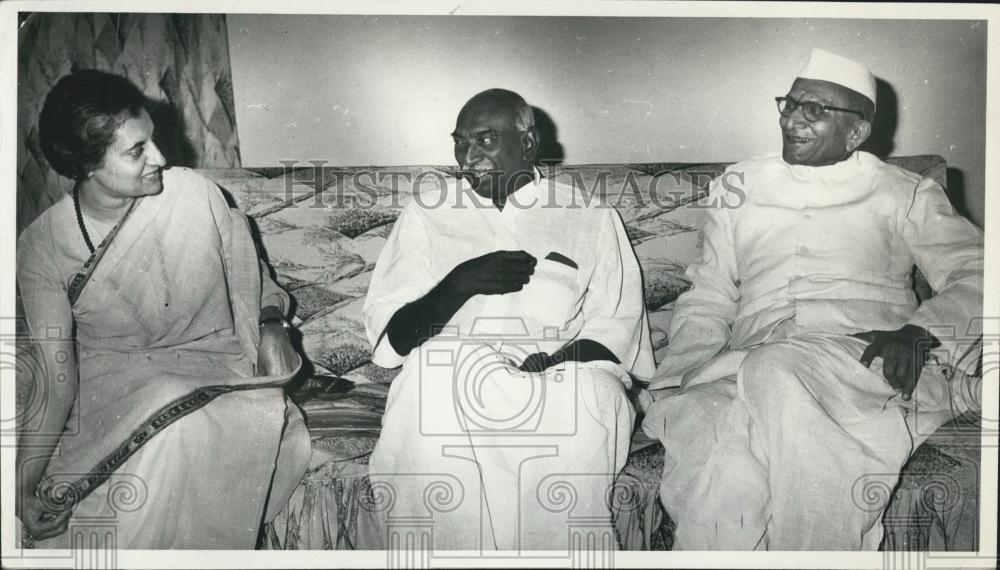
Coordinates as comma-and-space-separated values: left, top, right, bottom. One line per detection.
452, 95, 534, 200
780, 78, 868, 167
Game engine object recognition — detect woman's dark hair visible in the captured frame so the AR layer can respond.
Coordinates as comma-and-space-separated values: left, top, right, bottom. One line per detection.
38, 69, 146, 180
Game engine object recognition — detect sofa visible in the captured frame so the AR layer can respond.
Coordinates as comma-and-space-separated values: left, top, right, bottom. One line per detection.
194, 156, 980, 552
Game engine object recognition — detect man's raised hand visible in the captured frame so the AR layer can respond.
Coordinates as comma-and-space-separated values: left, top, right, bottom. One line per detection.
444, 250, 536, 298
386, 250, 536, 357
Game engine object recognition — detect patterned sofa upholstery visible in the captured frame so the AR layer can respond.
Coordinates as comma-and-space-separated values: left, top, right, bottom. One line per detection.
195, 156, 980, 551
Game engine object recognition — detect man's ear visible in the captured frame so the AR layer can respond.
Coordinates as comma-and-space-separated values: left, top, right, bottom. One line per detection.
522, 127, 539, 162
846, 119, 872, 153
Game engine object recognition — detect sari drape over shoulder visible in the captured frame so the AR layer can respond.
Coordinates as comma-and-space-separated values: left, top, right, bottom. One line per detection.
17, 167, 311, 549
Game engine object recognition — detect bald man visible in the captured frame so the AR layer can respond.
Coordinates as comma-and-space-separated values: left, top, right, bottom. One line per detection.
642, 49, 984, 550
363, 89, 654, 550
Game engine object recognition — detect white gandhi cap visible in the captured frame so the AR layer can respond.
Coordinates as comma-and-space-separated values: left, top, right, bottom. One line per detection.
797, 48, 877, 110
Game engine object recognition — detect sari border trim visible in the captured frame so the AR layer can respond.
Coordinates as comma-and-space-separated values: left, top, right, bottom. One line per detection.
67, 197, 141, 307
37, 372, 295, 512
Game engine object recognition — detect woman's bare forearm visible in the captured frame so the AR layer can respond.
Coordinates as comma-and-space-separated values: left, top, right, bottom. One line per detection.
16, 340, 78, 506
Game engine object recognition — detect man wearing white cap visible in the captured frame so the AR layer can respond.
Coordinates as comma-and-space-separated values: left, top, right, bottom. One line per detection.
642, 49, 983, 549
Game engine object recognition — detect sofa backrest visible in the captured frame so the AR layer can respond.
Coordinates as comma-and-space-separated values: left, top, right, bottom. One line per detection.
200, 155, 946, 382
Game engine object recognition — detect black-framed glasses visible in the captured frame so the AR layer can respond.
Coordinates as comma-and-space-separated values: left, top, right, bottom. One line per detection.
775, 96, 865, 122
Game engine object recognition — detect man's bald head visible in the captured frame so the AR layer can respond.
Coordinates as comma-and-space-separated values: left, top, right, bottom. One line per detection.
452, 89, 539, 204
459, 89, 536, 133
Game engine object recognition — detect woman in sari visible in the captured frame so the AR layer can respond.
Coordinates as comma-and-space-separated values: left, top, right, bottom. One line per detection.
16, 70, 311, 549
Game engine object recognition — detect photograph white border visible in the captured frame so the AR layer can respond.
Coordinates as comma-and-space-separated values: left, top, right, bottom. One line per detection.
1, 1, 996, 568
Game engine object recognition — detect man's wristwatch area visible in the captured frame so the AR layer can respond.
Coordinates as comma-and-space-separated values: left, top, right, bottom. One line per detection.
259, 316, 292, 330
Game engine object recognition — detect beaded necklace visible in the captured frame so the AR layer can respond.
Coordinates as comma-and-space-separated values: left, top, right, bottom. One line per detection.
73, 184, 96, 254
73, 185, 132, 255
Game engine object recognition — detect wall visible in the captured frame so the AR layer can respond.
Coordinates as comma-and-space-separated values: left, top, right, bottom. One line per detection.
229, 16, 987, 226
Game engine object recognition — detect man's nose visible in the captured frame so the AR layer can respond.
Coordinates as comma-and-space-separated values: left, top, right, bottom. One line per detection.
461, 142, 483, 165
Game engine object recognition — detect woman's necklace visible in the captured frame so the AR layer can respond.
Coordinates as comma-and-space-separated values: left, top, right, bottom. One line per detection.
73, 186, 130, 255
73, 185, 96, 254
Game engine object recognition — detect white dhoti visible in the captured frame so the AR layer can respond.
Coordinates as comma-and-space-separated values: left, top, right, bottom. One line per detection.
643, 331, 979, 550
368, 340, 635, 551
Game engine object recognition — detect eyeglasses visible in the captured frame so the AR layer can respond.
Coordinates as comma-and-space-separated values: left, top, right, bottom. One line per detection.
775, 96, 865, 122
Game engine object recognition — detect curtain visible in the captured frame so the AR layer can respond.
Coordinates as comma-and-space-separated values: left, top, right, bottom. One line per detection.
16, 13, 241, 235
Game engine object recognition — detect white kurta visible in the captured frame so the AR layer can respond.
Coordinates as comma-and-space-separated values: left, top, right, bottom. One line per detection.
363, 173, 654, 550
642, 152, 983, 550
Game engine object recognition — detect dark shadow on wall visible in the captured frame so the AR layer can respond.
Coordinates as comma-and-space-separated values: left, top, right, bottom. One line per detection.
945, 168, 977, 226
149, 99, 197, 168
861, 80, 979, 228
861, 78, 897, 158
532, 106, 565, 166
